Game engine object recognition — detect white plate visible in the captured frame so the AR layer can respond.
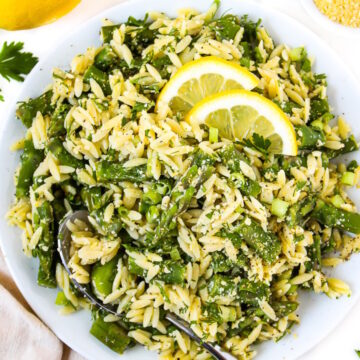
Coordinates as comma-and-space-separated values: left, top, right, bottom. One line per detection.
0, 0, 359, 359
301, 0, 360, 37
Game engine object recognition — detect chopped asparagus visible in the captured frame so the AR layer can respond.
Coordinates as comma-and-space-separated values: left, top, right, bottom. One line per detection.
83, 65, 111, 95
221, 218, 281, 264
32, 201, 56, 288
47, 138, 84, 169
153, 150, 215, 243
47, 103, 71, 138
16, 140, 44, 198
95, 160, 147, 183
311, 200, 360, 234
91, 256, 119, 299
297, 125, 325, 149
16, 90, 54, 128
90, 315, 132, 354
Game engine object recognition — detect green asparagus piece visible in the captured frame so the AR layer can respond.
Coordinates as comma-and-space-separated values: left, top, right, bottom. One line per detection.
146, 205, 160, 224
128, 256, 145, 277
219, 144, 261, 197
202, 303, 237, 324
208, 274, 269, 305
15, 140, 44, 198
309, 97, 330, 122
221, 217, 281, 264
153, 150, 215, 243
91, 256, 119, 299
32, 201, 56, 288
80, 186, 110, 212
95, 160, 148, 183
100, 24, 120, 43
83, 65, 111, 95
237, 278, 270, 305
305, 235, 322, 271
271, 301, 298, 317
211, 251, 248, 274
287, 197, 316, 227
16, 90, 54, 128
47, 138, 84, 169
311, 200, 360, 234
91, 206, 122, 237
218, 143, 248, 172
157, 260, 186, 284
94, 46, 118, 71
90, 315, 131, 354
297, 125, 325, 149
127, 249, 185, 284
280, 156, 307, 172
207, 274, 237, 298
52, 197, 67, 223
55, 291, 74, 307
47, 103, 71, 138
326, 135, 358, 159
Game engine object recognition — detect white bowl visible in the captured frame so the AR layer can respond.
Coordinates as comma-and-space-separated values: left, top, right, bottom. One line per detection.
0, 1, 359, 359
301, 0, 360, 37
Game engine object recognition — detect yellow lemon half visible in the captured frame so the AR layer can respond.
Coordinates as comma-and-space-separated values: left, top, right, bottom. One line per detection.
0, 0, 80, 30
186, 89, 298, 156
156, 56, 259, 117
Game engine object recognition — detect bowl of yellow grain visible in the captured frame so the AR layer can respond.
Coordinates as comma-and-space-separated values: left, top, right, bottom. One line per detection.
301, 0, 360, 36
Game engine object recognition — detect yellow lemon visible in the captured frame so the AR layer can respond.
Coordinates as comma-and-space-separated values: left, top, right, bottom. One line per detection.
156, 56, 259, 117
186, 89, 298, 155
0, 0, 80, 30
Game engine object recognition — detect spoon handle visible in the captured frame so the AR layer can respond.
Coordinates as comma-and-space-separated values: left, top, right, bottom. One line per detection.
164, 313, 236, 360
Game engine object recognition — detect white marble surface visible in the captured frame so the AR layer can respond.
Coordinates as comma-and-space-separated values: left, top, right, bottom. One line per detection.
0, 0, 359, 359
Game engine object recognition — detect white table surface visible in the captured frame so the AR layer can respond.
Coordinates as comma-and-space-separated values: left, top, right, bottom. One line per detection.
0, 0, 359, 359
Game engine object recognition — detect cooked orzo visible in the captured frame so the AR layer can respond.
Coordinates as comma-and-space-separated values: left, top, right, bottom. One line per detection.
7, 1, 360, 359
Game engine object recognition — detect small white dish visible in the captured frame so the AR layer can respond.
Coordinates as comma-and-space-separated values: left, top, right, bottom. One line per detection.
0, 1, 359, 360
301, 0, 360, 37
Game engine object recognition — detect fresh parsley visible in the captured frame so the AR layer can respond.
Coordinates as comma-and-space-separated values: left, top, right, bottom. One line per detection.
242, 133, 271, 155
356, 349, 360, 358
0, 41, 38, 101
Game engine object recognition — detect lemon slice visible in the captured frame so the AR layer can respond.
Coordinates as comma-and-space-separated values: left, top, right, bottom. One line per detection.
186, 89, 298, 155
156, 56, 259, 117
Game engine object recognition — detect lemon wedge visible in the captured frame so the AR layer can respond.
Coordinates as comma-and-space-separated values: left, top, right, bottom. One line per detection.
156, 56, 259, 117
186, 89, 298, 155
0, 0, 80, 30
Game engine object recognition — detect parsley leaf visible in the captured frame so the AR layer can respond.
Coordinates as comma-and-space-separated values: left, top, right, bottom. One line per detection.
0, 89, 3, 102
0, 41, 38, 82
242, 133, 271, 155
356, 350, 360, 358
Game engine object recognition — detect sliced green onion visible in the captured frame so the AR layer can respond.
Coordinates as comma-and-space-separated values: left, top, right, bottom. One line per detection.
170, 247, 181, 261
271, 198, 289, 218
144, 189, 162, 204
289, 47, 306, 61
310, 119, 324, 130
341, 171, 355, 186
209, 127, 218, 143
118, 206, 128, 217
331, 195, 344, 208
220, 306, 237, 322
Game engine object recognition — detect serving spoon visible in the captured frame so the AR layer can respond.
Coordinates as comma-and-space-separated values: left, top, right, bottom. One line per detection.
58, 210, 236, 360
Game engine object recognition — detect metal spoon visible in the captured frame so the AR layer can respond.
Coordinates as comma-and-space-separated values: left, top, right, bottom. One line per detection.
58, 210, 236, 360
